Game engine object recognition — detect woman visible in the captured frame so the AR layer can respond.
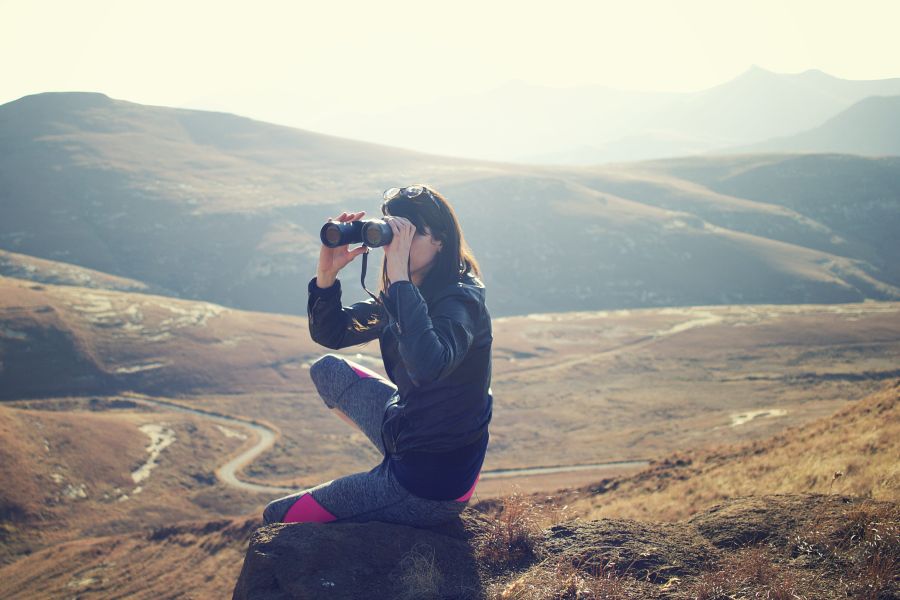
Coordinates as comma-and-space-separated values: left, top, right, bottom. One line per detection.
263, 184, 493, 528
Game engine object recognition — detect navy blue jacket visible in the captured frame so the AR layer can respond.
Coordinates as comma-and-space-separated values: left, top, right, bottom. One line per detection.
306, 272, 493, 466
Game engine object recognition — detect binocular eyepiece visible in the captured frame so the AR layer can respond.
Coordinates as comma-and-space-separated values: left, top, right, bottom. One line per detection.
320, 218, 394, 249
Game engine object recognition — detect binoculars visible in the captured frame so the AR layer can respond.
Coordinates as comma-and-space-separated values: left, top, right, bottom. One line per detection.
319, 218, 394, 249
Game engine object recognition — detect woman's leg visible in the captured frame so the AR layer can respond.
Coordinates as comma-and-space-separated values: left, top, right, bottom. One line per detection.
263, 462, 469, 528
309, 353, 397, 456
263, 353, 471, 526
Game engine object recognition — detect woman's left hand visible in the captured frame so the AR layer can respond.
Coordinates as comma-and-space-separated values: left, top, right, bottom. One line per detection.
383, 216, 415, 283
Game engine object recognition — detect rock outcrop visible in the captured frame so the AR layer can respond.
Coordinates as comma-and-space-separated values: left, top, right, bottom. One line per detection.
233, 511, 491, 600
233, 493, 897, 599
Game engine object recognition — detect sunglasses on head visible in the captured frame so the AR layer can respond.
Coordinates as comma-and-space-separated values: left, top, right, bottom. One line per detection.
382, 184, 442, 215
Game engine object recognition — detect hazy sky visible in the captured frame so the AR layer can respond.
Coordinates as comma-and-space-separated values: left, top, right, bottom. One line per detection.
3, 0, 900, 131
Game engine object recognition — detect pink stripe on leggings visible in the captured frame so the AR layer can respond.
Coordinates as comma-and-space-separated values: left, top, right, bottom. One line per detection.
455, 471, 481, 502
347, 360, 382, 380
283, 493, 337, 523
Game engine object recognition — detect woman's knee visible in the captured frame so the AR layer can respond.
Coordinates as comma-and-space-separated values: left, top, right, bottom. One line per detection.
310, 353, 344, 384
263, 496, 291, 525
310, 354, 349, 408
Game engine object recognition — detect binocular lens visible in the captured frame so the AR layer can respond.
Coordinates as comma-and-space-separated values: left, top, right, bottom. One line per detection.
319, 220, 364, 248
363, 222, 392, 247
319, 218, 393, 248
322, 224, 343, 246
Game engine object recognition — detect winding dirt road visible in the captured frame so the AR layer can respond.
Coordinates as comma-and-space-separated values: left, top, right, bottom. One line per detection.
123, 392, 650, 493
123, 392, 294, 494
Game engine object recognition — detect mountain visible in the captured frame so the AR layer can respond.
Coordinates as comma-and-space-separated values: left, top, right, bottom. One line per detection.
310, 66, 900, 163
2, 92, 900, 319
720, 94, 900, 156
639, 65, 900, 146
630, 153, 900, 285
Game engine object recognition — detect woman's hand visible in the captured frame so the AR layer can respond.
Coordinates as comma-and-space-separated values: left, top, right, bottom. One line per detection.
383, 215, 416, 285
316, 211, 368, 288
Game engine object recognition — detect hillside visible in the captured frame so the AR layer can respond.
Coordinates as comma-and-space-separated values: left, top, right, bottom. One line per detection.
230, 493, 897, 599
0, 275, 321, 399
723, 94, 900, 156
0, 249, 160, 293
2, 382, 895, 598
0, 517, 256, 599
0, 400, 259, 565
558, 379, 899, 523
2, 93, 900, 316
4, 272, 898, 480
622, 152, 900, 285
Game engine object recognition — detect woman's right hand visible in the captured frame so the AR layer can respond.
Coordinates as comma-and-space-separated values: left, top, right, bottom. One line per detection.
316, 211, 368, 288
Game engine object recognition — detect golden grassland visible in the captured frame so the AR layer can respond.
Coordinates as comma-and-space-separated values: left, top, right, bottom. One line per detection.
464, 492, 899, 600
0, 379, 896, 598
565, 379, 898, 523
0, 517, 257, 599
2, 272, 898, 597
3, 273, 898, 482
178, 301, 900, 492
454, 380, 900, 600
0, 401, 259, 564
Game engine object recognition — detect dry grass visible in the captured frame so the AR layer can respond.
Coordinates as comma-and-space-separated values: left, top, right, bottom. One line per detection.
572, 380, 900, 524
0, 401, 256, 566
472, 492, 549, 574
791, 498, 899, 599
472, 488, 580, 576
473, 490, 661, 599
686, 496, 900, 600
491, 554, 651, 600
690, 544, 806, 600
0, 517, 255, 600
393, 542, 445, 600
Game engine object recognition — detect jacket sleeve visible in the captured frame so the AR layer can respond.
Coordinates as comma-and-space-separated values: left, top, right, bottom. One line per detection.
382, 280, 479, 387
307, 277, 384, 349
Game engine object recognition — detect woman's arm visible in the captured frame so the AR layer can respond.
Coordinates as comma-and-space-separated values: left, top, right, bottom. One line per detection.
307, 276, 383, 349
382, 281, 480, 386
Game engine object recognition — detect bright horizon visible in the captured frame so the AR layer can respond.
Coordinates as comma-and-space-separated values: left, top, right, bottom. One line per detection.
4, 0, 900, 135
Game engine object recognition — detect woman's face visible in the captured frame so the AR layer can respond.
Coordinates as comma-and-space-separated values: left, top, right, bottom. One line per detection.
408, 224, 443, 280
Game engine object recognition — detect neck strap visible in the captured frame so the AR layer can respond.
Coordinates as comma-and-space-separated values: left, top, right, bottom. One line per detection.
360, 250, 384, 305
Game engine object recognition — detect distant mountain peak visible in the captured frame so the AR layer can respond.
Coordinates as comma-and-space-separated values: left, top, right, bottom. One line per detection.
4, 91, 114, 112
797, 68, 838, 80
742, 64, 776, 77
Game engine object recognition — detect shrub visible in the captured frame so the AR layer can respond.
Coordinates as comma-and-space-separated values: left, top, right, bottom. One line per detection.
473, 492, 546, 573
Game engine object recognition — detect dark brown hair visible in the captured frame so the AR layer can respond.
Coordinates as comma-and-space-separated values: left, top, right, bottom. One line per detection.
378, 184, 482, 301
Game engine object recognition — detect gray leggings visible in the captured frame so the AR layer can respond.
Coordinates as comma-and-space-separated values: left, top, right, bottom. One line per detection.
262, 354, 474, 528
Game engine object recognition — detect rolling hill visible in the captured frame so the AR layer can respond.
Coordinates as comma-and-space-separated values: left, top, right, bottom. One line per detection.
2, 92, 899, 317
721, 94, 900, 156
0, 274, 321, 399
560, 379, 899, 523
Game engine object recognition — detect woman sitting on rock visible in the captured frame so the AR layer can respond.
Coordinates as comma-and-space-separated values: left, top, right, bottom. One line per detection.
263, 184, 493, 528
